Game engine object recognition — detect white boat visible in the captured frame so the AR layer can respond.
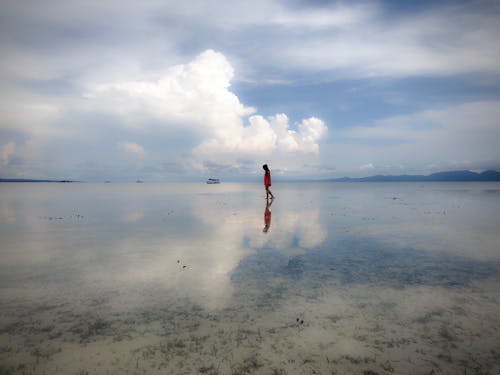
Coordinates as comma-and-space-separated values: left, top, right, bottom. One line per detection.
206, 178, 220, 184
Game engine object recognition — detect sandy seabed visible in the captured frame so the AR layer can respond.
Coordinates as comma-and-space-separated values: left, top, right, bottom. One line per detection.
1, 278, 499, 374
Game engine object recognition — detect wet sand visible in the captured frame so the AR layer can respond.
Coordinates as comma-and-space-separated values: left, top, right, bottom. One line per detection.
1, 182, 499, 374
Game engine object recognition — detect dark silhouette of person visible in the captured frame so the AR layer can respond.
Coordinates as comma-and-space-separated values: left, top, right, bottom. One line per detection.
263, 164, 274, 199
263, 197, 273, 233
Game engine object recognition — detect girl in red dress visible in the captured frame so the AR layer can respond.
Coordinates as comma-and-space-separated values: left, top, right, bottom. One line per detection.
262, 164, 274, 199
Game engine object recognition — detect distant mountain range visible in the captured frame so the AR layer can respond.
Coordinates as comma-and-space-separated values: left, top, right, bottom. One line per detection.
329, 170, 500, 182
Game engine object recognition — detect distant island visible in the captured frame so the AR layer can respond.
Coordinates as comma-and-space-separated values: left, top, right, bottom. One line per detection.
329, 170, 500, 182
0, 178, 76, 183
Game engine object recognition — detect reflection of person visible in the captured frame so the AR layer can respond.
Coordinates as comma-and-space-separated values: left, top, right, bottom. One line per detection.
263, 197, 273, 233
262, 164, 274, 200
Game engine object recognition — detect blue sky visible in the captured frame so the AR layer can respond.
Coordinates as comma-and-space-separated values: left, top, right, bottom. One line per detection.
1, 0, 500, 181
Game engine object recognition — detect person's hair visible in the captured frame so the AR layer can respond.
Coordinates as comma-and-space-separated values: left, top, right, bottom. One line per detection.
262, 164, 269, 172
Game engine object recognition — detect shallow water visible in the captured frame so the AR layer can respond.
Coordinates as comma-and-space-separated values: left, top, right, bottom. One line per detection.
1, 182, 499, 374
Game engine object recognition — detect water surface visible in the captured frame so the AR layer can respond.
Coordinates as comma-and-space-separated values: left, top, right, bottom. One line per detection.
1, 182, 499, 374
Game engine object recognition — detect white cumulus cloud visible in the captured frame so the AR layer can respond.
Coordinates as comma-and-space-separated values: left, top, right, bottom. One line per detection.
193, 113, 327, 160
86, 50, 254, 127
87, 50, 328, 171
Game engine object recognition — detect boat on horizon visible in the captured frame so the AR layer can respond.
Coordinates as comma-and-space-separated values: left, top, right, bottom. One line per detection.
206, 178, 220, 184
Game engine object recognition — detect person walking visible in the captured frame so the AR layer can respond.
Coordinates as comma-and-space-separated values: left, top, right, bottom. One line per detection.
263, 164, 274, 200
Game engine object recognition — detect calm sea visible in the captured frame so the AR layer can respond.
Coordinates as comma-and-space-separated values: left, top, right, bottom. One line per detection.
1, 182, 499, 374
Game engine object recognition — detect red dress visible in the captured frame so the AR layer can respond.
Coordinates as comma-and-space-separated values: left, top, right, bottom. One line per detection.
264, 171, 271, 188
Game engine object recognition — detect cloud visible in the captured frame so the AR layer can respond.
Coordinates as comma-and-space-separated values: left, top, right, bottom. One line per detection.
261, 2, 500, 79
342, 100, 500, 144
193, 113, 327, 160
329, 100, 500, 174
0, 86, 61, 135
86, 50, 253, 127
119, 142, 145, 156
3, 1, 499, 86
1, 142, 16, 166
87, 50, 328, 171
0, 47, 328, 179
360, 163, 374, 171
1, 1, 499, 179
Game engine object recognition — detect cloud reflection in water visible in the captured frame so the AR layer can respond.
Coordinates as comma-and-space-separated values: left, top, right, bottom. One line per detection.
1, 182, 500, 374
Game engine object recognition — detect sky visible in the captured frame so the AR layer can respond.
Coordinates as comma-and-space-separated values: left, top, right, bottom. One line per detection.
1, 0, 500, 181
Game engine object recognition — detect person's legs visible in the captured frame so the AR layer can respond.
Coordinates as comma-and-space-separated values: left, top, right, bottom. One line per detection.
266, 187, 274, 199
